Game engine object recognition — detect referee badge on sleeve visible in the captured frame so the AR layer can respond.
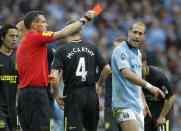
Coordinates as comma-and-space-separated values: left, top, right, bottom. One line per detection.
42, 31, 53, 36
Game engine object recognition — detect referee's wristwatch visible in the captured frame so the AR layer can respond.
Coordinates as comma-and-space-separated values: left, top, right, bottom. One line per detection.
78, 16, 91, 25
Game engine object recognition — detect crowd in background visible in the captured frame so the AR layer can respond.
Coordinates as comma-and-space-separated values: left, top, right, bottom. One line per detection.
0, 0, 181, 130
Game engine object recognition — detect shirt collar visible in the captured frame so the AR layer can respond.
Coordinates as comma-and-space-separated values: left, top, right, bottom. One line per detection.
126, 41, 138, 55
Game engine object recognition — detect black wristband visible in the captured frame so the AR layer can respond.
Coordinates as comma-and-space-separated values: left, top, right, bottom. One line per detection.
84, 16, 91, 21
78, 17, 86, 25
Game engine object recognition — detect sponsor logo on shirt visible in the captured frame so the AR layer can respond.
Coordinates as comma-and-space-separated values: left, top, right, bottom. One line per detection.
0, 75, 17, 83
123, 112, 130, 118
131, 64, 142, 69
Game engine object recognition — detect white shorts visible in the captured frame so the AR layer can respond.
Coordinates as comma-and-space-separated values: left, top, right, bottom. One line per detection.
113, 108, 144, 131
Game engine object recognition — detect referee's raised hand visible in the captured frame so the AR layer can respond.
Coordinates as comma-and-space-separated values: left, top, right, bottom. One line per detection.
85, 10, 97, 20
78, 10, 97, 25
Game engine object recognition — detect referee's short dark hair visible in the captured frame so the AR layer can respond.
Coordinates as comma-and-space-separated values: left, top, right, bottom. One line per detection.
0, 24, 17, 46
24, 11, 44, 30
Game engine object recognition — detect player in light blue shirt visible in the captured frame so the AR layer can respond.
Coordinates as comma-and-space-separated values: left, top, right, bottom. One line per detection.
112, 41, 143, 112
111, 22, 165, 131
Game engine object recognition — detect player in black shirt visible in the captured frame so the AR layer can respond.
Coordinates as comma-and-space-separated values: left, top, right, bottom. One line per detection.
0, 24, 18, 131
51, 20, 110, 131
141, 50, 175, 131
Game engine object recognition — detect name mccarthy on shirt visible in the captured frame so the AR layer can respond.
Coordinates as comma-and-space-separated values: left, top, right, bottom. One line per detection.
66, 47, 95, 59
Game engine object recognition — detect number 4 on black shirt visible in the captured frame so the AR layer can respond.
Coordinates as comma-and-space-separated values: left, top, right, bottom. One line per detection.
52, 40, 107, 95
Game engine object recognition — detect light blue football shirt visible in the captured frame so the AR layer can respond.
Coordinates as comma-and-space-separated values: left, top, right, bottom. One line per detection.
111, 41, 143, 112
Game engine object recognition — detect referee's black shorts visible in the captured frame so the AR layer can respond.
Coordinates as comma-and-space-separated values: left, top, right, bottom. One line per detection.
64, 88, 99, 131
18, 86, 50, 131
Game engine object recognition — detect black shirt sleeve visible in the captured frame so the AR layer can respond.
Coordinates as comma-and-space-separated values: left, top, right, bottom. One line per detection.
51, 48, 63, 70
47, 46, 55, 72
160, 73, 174, 99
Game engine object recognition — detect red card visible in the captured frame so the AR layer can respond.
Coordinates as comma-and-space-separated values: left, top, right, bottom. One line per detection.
92, 4, 103, 15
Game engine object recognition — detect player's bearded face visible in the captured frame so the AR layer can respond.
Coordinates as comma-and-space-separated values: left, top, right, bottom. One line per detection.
128, 25, 146, 48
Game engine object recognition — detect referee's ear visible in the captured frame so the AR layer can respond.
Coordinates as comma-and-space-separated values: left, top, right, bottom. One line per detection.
31, 21, 38, 30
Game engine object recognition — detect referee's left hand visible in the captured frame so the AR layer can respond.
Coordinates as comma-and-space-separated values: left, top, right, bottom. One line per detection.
84, 10, 97, 21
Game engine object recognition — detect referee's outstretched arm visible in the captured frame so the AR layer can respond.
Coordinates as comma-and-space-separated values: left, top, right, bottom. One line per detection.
53, 10, 96, 40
